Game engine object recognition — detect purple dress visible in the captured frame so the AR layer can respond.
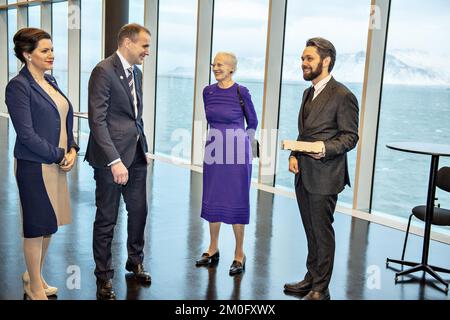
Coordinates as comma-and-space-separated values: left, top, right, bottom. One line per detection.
201, 83, 258, 225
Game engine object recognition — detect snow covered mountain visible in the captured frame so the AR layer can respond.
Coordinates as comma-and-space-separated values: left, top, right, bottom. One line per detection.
163, 49, 450, 86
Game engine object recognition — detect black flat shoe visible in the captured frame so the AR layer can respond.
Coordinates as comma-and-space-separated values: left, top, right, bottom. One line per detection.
195, 250, 220, 266
229, 256, 246, 275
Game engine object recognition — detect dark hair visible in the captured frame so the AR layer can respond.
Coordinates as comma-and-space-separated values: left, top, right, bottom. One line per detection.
306, 37, 336, 72
13, 28, 52, 64
117, 23, 151, 46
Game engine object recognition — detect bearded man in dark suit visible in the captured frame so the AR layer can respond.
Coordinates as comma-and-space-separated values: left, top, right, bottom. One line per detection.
284, 37, 359, 300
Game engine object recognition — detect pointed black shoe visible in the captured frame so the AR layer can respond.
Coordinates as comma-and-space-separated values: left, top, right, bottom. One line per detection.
229, 256, 246, 276
195, 250, 220, 266
96, 279, 116, 300
125, 261, 152, 284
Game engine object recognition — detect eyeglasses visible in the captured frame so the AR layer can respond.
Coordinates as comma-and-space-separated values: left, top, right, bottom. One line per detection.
210, 63, 226, 68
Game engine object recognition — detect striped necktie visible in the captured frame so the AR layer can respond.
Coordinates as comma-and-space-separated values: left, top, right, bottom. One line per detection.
127, 66, 137, 118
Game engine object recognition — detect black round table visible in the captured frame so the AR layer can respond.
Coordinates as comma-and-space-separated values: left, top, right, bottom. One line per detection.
385, 142, 450, 294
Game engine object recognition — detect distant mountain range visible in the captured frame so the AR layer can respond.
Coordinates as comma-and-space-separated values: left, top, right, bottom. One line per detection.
163, 49, 450, 86
333, 49, 450, 86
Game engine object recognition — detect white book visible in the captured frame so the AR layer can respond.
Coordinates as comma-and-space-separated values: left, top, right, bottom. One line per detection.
281, 140, 323, 154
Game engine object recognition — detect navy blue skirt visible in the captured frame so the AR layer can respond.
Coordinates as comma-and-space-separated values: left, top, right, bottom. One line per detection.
15, 159, 69, 238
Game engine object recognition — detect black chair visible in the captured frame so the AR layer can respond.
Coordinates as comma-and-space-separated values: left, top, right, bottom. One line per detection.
400, 167, 450, 286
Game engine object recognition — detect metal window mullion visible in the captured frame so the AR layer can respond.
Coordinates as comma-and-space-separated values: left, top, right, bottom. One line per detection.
17, 0, 27, 29
40, 0, 51, 35
67, 0, 81, 137
0, 0, 7, 115
258, 0, 287, 186
142, 0, 158, 154
353, 0, 391, 211
190, 0, 214, 167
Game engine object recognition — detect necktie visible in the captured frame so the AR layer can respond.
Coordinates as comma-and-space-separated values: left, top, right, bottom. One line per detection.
304, 86, 315, 119
127, 66, 137, 118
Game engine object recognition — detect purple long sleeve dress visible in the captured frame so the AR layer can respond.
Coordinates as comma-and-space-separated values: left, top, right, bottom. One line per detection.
201, 83, 258, 225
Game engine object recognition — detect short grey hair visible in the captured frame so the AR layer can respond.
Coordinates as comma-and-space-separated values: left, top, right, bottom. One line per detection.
215, 51, 238, 71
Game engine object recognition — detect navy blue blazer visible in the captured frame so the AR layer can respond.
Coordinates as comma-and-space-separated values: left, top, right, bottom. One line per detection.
5, 67, 79, 164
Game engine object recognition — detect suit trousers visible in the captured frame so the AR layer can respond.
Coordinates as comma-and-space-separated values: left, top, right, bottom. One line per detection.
295, 177, 337, 291
93, 144, 148, 281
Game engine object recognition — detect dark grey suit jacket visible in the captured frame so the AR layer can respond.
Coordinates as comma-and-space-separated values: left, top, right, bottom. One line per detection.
291, 77, 359, 195
85, 53, 149, 168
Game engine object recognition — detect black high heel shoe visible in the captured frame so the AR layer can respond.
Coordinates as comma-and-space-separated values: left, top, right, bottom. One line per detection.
229, 255, 246, 275
195, 250, 220, 266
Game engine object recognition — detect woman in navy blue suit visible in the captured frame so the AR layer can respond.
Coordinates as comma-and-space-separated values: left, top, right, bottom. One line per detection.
5, 28, 79, 300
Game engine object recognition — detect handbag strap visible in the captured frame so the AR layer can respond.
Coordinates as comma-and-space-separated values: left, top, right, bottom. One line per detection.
237, 85, 248, 126
237, 85, 259, 158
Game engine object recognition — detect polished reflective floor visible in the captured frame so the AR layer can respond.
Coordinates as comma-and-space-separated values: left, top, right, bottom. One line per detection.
0, 117, 449, 300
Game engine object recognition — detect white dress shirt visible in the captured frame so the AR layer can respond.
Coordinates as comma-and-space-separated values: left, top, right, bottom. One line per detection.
312, 74, 332, 100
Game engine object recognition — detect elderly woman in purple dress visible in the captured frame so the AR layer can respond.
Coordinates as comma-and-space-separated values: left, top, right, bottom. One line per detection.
195, 52, 258, 275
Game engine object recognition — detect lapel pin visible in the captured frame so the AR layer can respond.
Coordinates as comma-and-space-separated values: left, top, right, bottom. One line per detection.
120, 76, 124, 80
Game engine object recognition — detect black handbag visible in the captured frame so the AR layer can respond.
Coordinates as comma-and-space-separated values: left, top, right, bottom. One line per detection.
237, 86, 260, 158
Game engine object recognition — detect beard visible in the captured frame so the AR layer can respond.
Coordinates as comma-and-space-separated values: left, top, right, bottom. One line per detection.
302, 61, 323, 81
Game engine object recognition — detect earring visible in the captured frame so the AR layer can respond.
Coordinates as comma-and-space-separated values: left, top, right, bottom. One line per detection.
28, 56, 32, 61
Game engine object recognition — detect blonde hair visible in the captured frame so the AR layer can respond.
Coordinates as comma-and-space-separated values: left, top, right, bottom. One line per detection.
215, 51, 238, 72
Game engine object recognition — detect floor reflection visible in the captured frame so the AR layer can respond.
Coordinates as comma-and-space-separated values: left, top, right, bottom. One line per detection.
230, 273, 243, 300
204, 263, 218, 300
346, 217, 370, 299
125, 273, 151, 300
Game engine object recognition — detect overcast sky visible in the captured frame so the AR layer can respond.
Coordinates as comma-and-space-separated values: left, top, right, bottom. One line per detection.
130, 0, 450, 61
8, 0, 450, 76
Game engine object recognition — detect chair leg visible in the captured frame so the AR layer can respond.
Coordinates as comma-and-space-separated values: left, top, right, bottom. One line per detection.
401, 214, 414, 260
